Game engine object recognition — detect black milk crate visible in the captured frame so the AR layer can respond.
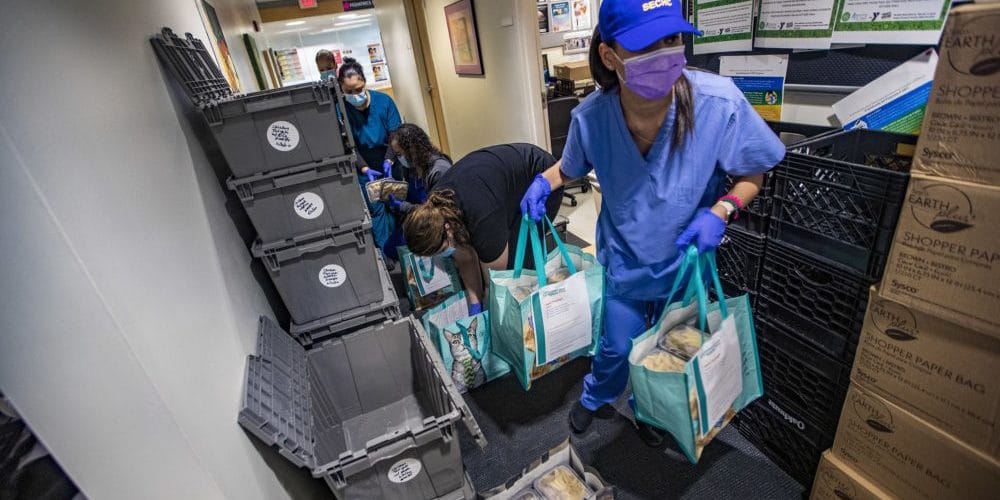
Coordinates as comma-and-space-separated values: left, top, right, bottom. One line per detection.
757, 239, 873, 361
716, 225, 766, 297
756, 317, 851, 435
152, 28, 354, 177
736, 397, 834, 487
726, 122, 838, 234
769, 129, 915, 279
227, 155, 366, 246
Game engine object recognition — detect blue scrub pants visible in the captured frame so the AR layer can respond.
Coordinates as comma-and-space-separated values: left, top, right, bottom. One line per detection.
580, 294, 667, 411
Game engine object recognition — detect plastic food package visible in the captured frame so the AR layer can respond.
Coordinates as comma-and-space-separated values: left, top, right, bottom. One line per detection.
641, 349, 686, 372
656, 324, 704, 360
365, 178, 408, 202
512, 489, 543, 500
533, 465, 591, 500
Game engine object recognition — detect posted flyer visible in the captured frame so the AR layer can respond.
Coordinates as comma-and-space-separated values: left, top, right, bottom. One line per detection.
720, 54, 789, 121
693, 0, 754, 54
833, 0, 952, 44
755, 0, 838, 49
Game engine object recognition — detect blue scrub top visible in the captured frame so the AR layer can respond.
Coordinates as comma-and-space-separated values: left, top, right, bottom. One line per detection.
560, 69, 785, 300
344, 89, 402, 172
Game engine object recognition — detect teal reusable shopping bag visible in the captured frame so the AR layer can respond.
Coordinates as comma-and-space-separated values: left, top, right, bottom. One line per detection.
422, 292, 511, 392
398, 245, 462, 310
628, 246, 764, 463
489, 215, 605, 390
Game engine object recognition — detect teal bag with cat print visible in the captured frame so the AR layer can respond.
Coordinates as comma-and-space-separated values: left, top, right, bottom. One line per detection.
422, 292, 510, 393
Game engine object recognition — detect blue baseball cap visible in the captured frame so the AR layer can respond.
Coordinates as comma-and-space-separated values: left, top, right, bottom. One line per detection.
599, 0, 701, 52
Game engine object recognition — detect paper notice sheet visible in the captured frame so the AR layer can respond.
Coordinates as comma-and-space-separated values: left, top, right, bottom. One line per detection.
532, 272, 592, 364
693, 316, 744, 435
693, 0, 755, 54
415, 256, 451, 296
755, 0, 838, 49
833, 0, 952, 45
832, 48, 937, 134
426, 295, 469, 329
720, 54, 789, 121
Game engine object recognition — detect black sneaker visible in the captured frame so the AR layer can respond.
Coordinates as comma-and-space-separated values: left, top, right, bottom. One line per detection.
568, 401, 596, 434
635, 421, 666, 447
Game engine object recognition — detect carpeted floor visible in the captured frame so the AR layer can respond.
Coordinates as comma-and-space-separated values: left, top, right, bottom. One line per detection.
455, 358, 804, 499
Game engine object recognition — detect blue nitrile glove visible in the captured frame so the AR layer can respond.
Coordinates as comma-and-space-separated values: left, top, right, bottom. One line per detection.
468, 302, 483, 315
365, 168, 383, 183
387, 194, 403, 212
676, 208, 727, 253
520, 174, 552, 221
382, 159, 393, 179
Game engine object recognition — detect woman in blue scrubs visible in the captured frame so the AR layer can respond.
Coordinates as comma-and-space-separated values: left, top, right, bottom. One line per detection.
338, 58, 404, 260
521, 0, 785, 444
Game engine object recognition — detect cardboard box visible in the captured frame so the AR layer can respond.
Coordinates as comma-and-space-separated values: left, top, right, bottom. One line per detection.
880, 174, 1000, 337
913, 3, 1000, 185
832, 384, 1000, 500
811, 451, 893, 500
853, 287, 1000, 460
553, 61, 590, 82
480, 440, 613, 499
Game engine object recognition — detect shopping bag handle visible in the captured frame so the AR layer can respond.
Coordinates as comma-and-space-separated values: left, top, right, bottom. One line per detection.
543, 216, 577, 277
512, 215, 549, 284
457, 315, 489, 361
416, 255, 436, 282
669, 246, 731, 332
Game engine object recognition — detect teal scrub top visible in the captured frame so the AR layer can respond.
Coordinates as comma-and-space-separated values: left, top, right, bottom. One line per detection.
560, 69, 785, 300
344, 89, 402, 171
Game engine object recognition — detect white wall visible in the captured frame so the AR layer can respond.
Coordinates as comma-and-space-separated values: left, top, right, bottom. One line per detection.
423, 0, 547, 158
0, 1, 321, 499
376, 0, 434, 136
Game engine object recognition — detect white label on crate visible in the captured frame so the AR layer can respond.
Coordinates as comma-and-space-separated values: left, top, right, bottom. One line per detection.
386, 458, 422, 484
318, 264, 347, 288
266, 120, 299, 151
293, 192, 324, 220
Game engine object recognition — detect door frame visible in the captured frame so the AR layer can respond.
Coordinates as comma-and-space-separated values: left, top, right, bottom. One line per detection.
404, 0, 451, 156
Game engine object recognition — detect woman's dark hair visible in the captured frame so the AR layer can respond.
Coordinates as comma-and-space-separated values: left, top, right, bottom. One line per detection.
402, 190, 470, 256
588, 26, 694, 149
390, 124, 445, 180
337, 57, 366, 83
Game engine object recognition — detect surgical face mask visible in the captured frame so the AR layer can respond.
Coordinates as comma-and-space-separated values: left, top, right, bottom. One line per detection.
345, 90, 368, 108
398, 155, 410, 168
612, 45, 686, 101
437, 246, 456, 258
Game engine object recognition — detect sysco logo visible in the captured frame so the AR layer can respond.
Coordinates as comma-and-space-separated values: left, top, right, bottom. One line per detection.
944, 16, 1000, 76
910, 183, 975, 233
870, 299, 919, 342
852, 393, 894, 433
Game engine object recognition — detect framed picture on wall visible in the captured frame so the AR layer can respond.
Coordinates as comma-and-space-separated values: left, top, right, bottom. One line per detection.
444, 0, 484, 75
538, 3, 550, 33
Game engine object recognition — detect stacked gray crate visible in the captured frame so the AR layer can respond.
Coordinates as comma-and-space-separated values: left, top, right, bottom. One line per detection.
152, 27, 399, 343
240, 316, 485, 499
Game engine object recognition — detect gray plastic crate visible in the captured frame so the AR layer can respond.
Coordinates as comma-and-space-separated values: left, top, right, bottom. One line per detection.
151, 28, 354, 177
228, 155, 366, 245
239, 316, 486, 499
252, 222, 383, 325
290, 253, 401, 346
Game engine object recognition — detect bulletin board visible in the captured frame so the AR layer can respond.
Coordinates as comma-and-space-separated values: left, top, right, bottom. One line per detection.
539, 0, 599, 50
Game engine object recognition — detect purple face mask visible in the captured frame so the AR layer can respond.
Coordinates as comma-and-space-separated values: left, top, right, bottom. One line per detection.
613, 45, 686, 100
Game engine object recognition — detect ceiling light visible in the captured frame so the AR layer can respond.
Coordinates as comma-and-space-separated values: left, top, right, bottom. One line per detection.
285, 20, 306, 26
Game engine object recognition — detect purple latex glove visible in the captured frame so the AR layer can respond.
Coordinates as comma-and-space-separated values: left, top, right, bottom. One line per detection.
387, 194, 403, 212
365, 168, 383, 183
676, 208, 727, 253
468, 302, 483, 316
382, 159, 394, 179
520, 174, 552, 222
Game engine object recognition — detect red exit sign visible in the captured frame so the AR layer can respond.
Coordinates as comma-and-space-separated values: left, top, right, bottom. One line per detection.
298, 0, 318, 9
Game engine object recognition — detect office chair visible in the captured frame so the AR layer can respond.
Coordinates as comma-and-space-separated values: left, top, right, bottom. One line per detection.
547, 96, 590, 206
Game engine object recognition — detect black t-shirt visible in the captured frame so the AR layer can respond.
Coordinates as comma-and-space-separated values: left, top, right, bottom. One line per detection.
434, 143, 556, 264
